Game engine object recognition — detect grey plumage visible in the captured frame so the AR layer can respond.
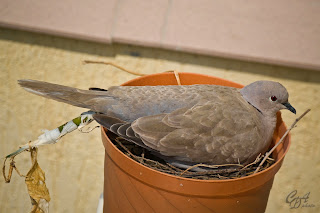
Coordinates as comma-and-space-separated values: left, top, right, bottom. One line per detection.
18, 79, 296, 166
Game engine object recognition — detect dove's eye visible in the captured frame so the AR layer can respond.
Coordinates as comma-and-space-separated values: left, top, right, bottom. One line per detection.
270, 96, 277, 101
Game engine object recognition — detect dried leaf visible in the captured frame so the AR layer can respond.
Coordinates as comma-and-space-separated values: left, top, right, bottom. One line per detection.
25, 148, 50, 213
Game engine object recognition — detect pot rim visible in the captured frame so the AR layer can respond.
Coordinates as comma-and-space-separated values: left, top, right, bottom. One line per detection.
122, 72, 243, 87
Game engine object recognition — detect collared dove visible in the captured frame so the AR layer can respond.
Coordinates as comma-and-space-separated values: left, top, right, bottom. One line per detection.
18, 79, 295, 167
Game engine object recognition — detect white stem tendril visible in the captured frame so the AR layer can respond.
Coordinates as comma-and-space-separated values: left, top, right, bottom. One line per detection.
5, 111, 96, 158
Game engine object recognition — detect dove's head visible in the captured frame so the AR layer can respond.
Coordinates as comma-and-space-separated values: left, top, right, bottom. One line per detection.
240, 81, 296, 115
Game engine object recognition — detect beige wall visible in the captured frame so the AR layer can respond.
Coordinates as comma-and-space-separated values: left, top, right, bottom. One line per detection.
1, 28, 319, 212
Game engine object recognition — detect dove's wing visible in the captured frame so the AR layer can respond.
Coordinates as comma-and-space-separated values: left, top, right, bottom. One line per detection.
131, 95, 265, 165
95, 90, 267, 165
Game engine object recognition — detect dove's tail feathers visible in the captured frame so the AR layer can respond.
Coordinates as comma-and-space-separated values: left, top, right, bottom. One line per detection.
93, 113, 150, 150
93, 114, 136, 139
18, 79, 111, 110
93, 114, 125, 129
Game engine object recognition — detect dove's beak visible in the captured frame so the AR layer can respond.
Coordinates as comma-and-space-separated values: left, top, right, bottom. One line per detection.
282, 102, 296, 114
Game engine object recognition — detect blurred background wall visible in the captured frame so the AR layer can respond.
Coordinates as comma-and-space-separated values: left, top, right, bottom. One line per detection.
0, 27, 319, 212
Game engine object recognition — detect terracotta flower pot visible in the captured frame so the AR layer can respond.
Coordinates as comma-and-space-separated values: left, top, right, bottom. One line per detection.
101, 72, 290, 213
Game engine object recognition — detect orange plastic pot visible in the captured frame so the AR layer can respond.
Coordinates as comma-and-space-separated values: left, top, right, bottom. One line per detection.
101, 72, 290, 213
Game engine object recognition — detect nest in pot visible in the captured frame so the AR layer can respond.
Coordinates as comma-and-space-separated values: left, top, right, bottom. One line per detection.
107, 132, 275, 180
